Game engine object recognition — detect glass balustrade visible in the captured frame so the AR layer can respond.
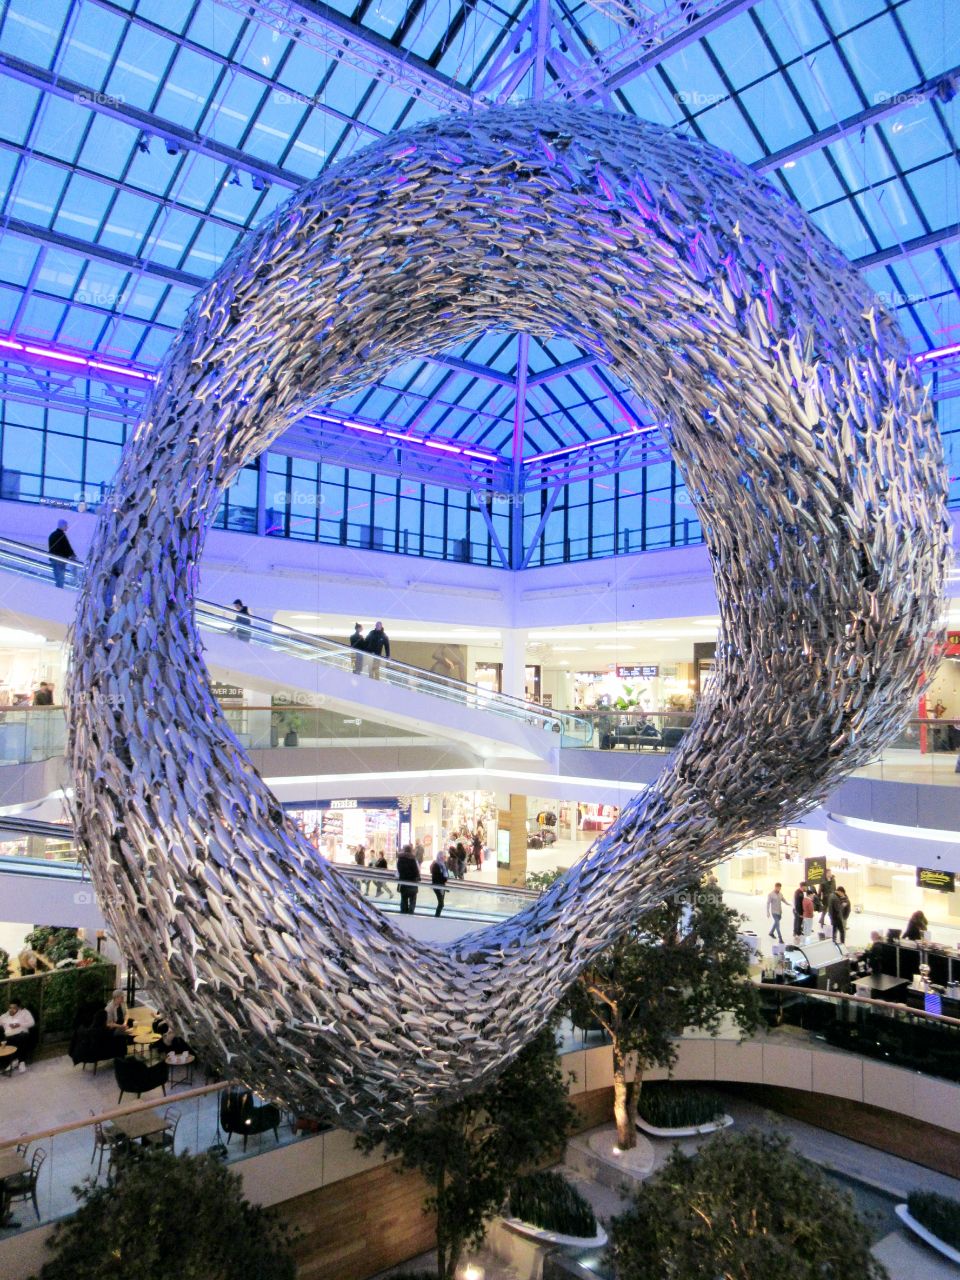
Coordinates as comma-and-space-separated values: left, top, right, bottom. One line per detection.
0, 536, 592, 748
756, 981, 960, 1084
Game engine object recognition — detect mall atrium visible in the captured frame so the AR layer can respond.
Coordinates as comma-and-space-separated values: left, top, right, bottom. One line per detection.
0, 1, 959, 1278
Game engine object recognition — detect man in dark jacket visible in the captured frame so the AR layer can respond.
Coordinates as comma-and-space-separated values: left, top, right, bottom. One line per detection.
364, 621, 390, 680
430, 850, 449, 917
233, 599, 252, 642
396, 843, 420, 914
349, 622, 366, 675
48, 519, 77, 588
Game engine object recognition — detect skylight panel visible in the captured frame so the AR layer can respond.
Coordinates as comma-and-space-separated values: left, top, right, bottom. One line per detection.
37, 249, 83, 298
692, 98, 765, 164
201, 72, 269, 148
288, 111, 333, 175
99, 190, 161, 256
775, 42, 862, 129
154, 47, 222, 129
852, 182, 927, 249
20, 293, 68, 341
141, 208, 202, 266
29, 97, 88, 166
0, 287, 20, 331
704, 13, 778, 87
837, 13, 917, 105
55, 3, 124, 89
49, 169, 109, 235
135, 0, 196, 35
0, 81, 39, 144
98, 315, 148, 358
809, 200, 874, 259
735, 77, 808, 152
235, 16, 291, 77
896, 0, 956, 76
781, 148, 846, 207
78, 114, 138, 181
323, 59, 377, 119
181, 218, 237, 273
884, 107, 957, 170
0, 2, 68, 67
107, 25, 177, 110
186, 0, 245, 57
55, 305, 108, 349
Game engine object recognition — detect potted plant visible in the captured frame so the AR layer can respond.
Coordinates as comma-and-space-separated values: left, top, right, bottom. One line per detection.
503, 1170, 606, 1249
896, 1190, 960, 1264
635, 1085, 733, 1137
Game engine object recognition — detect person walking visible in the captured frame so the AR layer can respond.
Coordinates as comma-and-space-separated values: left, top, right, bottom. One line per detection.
471, 831, 484, 871
792, 883, 806, 940
32, 682, 54, 706
396, 843, 420, 914
430, 849, 449, 917
801, 888, 815, 937
766, 881, 787, 943
349, 622, 366, 675
818, 870, 836, 928
48, 519, 78, 588
364, 620, 390, 680
233, 599, 251, 642
829, 886, 851, 945
413, 840, 424, 867
372, 850, 392, 898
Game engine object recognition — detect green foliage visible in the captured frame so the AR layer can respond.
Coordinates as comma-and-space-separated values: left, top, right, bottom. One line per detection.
508, 1171, 597, 1238
38, 1148, 297, 1280
565, 880, 761, 1147
907, 1190, 960, 1249
637, 1085, 725, 1130
358, 1026, 575, 1280
0, 962, 114, 1043
526, 868, 564, 893
25, 926, 81, 963
0, 948, 9, 980
608, 1129, 888, 1280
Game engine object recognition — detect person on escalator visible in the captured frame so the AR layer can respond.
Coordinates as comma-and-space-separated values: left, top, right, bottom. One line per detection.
349, 622, 366, 675
364, 621, 390, 681
233, 599, 252, 642
48, 519, 78, 588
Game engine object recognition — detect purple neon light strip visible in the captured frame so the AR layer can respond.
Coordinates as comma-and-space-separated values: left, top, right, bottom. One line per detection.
4, 333, 959, 468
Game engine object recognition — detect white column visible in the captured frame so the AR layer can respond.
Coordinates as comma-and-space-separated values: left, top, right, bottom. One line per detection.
501, 627, 528, 701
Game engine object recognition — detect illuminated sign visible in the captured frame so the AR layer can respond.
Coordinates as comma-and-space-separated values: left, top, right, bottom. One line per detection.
617, 665, 659, 679
916, 867, 956, 893
804, 856, 827, 885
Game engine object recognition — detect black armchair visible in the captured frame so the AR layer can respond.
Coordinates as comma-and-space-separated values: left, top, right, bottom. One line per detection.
114, 1054, 168, 1103
70, 1012, 128, 1072
219, 1088, 281, 1150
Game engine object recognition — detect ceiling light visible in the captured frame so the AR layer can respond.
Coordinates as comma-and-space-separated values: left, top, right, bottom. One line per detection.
165, 139, 180, 156
783, 160, 796, 169
251, 175, 269, 192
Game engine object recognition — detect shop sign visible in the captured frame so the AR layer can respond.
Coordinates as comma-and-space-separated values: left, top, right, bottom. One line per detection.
916, 867, 956, 893
330, 799, 357, 810
617, 664, 659, 680
211, 683, 244, 700
804, 856, 827, 884
947, 631, 960, 656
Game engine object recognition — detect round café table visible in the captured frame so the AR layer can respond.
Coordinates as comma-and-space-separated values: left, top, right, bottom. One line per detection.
132, 1032, 161, 1058
0, 1045, 17, 1077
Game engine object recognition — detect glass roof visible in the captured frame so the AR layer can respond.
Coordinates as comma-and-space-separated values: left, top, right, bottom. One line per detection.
0, 0, 956, 461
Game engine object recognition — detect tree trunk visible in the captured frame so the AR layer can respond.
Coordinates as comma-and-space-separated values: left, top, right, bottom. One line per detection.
612, 1043, 638, 1149
436, 1215, 464, 1280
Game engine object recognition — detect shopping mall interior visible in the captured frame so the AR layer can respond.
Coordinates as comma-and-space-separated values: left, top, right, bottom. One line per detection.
0, 1, 959, 1278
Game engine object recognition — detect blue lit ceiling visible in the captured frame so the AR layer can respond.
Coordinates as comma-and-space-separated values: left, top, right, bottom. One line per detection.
0, 0, 957, 463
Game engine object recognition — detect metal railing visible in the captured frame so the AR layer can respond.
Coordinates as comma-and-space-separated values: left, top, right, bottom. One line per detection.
0, 535, 592, 747
756, 981, 960, 1084
0, 816, 539, 923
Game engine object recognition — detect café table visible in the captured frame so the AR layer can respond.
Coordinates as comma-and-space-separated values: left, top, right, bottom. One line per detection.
0, 1147, 28, 1228
166, 1052, 195, 1088
132, 1032, 161, 1057
107, 1109, 166, 1142
0, 1044, 17, 1076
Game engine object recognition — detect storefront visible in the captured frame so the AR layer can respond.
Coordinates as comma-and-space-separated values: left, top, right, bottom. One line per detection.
286, 798, 411, 864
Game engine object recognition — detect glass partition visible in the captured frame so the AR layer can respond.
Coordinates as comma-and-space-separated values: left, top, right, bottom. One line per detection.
756, 982, 960, 1084
0, 536, 592, 748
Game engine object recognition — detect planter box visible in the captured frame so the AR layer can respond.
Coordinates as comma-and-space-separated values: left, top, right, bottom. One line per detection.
501, 1215, 608, 1251
636, 1114, 733, 1139
895, 1204, 960, 1265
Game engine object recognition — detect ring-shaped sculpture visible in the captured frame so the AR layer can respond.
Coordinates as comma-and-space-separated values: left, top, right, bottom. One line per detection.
68, 104, 948, 1132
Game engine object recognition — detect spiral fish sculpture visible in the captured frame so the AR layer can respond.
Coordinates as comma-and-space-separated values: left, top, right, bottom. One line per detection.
68, 104, 948, 1131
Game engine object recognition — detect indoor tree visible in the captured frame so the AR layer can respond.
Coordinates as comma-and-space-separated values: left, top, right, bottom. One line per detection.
358, 1024, 574, 1280
37, 1148, 297, 1280
608, 1128, 888, 1280
565, 880, 760, 1149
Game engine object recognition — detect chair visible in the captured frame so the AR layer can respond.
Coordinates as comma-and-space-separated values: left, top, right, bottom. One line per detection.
6, 1147, 46, 1220
219, 1089, 281, 1151
70, 1017, 127, 1073
89, 1110, 119, 1178
146, 1106, 180, 1154
113, 1054, 168, 1103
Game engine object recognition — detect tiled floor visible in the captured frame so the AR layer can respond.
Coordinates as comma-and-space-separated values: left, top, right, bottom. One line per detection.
0, 1052, 292, 1237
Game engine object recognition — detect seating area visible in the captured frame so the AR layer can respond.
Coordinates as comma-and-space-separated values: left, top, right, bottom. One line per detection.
219, 1089, 282, 1152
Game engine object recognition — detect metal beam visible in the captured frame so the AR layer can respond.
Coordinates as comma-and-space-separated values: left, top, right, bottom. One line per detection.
431, 354, 516, 386
212, 0, 474, 113
510, 334, 530, 568
527, 354, 597, 386
592, 0, 758, 97
472, 492, 511, 569
0, 51, 306, 191
520, 473, 565, 569
753, 65, 960, 174
0, 216, 207, 290
855, 223, 960, 270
